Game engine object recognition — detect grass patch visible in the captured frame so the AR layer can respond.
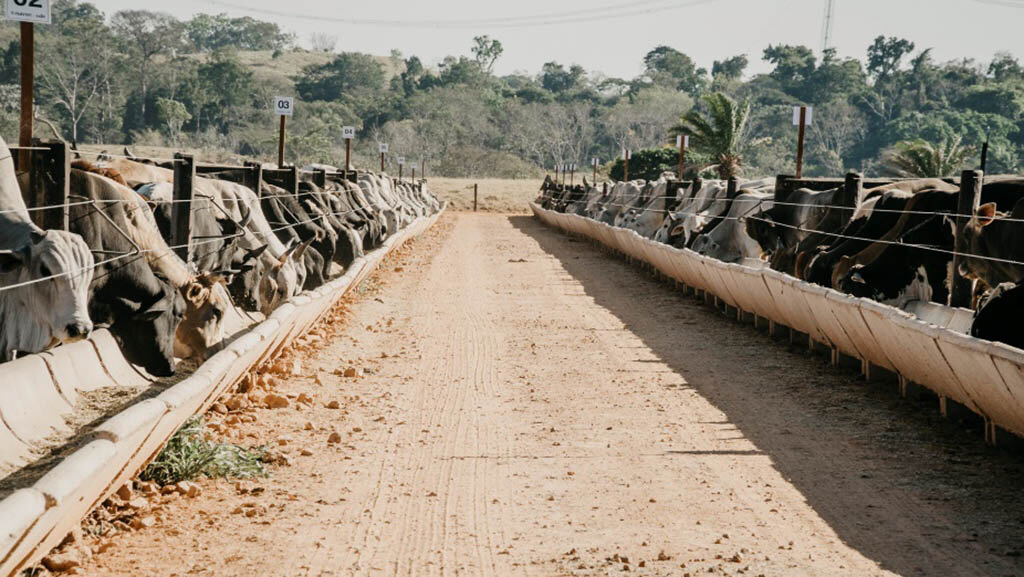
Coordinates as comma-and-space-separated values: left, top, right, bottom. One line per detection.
140, 417, 268, 486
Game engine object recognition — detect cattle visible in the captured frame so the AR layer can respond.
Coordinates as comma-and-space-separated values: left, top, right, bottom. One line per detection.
0, 137, 95, 361
596, 181, 643, 225
71, 165, 241, 362
68, 169, 185, 375
692, 191, 775, 263
971, 281, 1024, 350
957, 196, 1024, 290
655, 179, 773, 248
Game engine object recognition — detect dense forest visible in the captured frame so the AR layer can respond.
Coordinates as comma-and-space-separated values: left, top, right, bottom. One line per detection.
1, 0, 1022, 178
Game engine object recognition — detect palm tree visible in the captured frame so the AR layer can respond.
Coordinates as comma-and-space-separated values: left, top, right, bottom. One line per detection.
882, 137, 974, 178
669, 92, 751, 179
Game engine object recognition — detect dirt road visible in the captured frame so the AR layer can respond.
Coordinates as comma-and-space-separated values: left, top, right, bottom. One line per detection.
80, 213, 1024, 577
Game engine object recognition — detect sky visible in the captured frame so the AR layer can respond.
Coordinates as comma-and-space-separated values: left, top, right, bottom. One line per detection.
89, 0, 1024, 79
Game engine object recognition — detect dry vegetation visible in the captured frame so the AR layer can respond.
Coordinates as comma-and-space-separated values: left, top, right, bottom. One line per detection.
427, 177, 541, 213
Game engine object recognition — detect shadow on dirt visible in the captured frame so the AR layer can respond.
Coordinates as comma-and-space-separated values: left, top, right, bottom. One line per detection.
511, 214, 1024, 577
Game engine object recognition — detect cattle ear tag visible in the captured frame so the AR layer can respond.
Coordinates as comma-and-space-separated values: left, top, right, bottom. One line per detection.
977, 203, 997, 226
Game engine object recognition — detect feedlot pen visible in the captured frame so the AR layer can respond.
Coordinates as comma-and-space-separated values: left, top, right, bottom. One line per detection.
68, 213, 1024, 577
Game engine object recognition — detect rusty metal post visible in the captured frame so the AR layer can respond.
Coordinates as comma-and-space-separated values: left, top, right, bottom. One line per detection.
171, 153, 196, 263
18, 23, 34, 170
380, 151, 385, 172
277, 115, 287, 167
623, 150, 630, 182
950, 169, 983, 308
795, 106, 807, 179
345, 138, 351, 171
473, 183, 478, 212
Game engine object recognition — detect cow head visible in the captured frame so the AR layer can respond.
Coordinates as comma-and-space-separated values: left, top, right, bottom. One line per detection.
957, 202, 998, 279
115, 277, 185, 377
174, 275, 232, 361
257, 240, 309, 316
0, 230, 95, 351
227, 244, 270, 312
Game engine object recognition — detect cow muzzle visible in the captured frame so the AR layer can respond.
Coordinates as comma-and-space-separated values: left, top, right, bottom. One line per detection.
65, 321, 93, 342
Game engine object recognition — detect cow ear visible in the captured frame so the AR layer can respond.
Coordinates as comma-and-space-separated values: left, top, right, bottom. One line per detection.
977, 203, 997, 227
185, 282, 210, 306
670, 223, 686, 238
0, 249, 25, 273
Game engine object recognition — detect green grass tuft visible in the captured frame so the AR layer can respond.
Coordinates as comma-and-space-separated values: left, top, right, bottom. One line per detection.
140, 417, 268, 486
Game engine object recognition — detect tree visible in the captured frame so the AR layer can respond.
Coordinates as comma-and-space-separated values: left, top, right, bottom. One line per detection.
36, 3, 119, 142
989, 52, 1023, 82
712, 55, 748, 80
643, 46, 707, 94
471, 36, 503, 73
296, 52, 386, 117
763, 44, 816, 94
156, 97, 190, 143
540, 62, 586, 94
882, 137, 974, 178
309, 33, 337, 53
669, 92, 750, 178
112, 10, 184, 123
185, 14, 292, 52
866, 36, 915, 82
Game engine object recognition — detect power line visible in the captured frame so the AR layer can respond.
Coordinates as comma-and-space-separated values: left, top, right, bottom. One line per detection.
199, 0, 719, 29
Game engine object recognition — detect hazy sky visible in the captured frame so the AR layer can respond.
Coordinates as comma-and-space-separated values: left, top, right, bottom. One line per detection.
90, 0, 1024, 78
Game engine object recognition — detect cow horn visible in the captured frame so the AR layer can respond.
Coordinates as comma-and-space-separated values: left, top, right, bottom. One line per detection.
124, 147, 136, 159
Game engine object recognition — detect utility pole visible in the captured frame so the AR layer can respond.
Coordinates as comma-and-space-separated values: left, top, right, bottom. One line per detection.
821, 0, 837, 53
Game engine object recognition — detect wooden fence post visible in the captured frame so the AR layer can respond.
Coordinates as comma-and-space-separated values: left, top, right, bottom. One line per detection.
950, 169, 983, 308
243, 161, 263, 198
286, 165, 299, 197
795, 106, 807, 179
726, 176, 739, 200
313, 168, 327, 188
171, 153, 196, 263
473, 183, 478, 212
843, 171, 863, 207
29, 140, 70, 231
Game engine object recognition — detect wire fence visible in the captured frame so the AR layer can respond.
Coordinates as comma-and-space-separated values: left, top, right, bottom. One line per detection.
541, 191, 1024, 270
0, 166, 428, 294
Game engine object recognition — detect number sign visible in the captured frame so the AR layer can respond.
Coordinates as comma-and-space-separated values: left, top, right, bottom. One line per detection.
342, 126, 356, 139
5, 0, 50, 23
274, 97, 294, 116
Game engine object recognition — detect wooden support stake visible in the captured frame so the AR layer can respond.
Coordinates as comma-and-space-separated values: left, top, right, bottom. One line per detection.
29, 140, 70, 231
345, 138, 351, 171
623, 150, 630, 182
18, 22, 34, 170
380, 151, 385, 173
795, 106, 807, 179
678, 136, 686, 180
171, 153, 196, 263
473, 183, 478, 212
950, 169, 983, 308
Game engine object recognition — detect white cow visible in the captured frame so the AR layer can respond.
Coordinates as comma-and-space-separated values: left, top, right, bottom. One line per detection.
0, 137, 94, 360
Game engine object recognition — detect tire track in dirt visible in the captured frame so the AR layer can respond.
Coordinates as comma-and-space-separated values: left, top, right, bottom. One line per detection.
77, 213, 1024, 577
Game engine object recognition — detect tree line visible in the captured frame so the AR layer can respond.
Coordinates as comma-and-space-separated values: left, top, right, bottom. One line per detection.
1, 1, 1021, 178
